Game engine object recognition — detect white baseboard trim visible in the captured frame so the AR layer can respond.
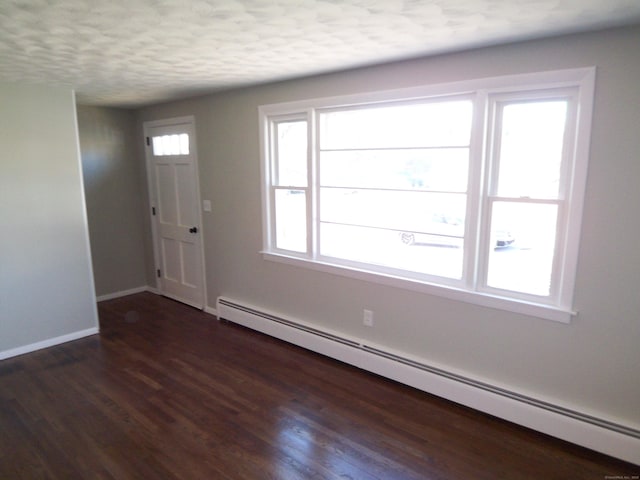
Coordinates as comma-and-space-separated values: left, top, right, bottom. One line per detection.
0, 327, 100, 361
217, 296, 640, 465
100, 287, 216, 317
97, 286, 155, 302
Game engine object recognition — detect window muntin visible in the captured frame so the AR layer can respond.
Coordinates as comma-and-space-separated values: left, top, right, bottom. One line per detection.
260, 69, 594, 320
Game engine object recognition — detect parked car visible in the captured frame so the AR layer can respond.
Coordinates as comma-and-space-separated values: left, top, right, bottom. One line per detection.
399, 214, 514, 249
491, 229, 516, 248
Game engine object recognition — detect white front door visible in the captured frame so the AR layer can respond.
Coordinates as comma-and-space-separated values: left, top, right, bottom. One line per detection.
144, 117, 205, 309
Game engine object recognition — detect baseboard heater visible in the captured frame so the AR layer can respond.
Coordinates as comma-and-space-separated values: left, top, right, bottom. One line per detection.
216, 296, 640, 465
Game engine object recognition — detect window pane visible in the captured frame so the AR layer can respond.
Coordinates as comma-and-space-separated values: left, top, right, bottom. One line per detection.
320, 222, 463, 279
320, 189, 465, 279
166, 134, 180, 155
320, 189, 465, 233
276, 121, 307, 186
320, 148, 469, 192
496, 101, 567, 198
152, 136, 164, 156
152, 134, 190, 156
275, 189, 307, 252
487, 202, 558, 296
320, 100, 472, 150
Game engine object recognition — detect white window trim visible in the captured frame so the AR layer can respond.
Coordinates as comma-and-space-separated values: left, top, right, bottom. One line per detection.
259, 67, 596, 324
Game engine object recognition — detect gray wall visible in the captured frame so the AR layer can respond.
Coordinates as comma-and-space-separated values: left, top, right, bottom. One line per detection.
77, 106, 148, 297
0, 82, 98, 354
137, 26, 640, 429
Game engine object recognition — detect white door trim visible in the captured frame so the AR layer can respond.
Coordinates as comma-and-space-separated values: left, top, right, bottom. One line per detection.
143, 115, 207, 309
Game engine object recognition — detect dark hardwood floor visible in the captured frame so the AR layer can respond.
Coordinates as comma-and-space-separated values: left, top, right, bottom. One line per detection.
0, 293, 637, 479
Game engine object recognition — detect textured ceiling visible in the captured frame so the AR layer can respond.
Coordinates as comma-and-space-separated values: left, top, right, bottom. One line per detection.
1, 0, 639, 108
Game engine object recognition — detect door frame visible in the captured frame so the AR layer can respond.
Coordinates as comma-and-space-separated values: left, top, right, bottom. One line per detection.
143, 115, 207, 309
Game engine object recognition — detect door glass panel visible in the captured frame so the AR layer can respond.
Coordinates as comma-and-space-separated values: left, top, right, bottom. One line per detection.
152, 134, 190, 156
152, 136, 164, 156
179, 133, 189, 155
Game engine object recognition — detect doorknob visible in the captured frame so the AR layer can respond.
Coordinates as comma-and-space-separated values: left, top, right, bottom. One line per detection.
189, 227, 198, 233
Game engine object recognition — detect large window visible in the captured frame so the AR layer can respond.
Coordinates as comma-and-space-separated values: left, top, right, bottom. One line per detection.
260, 68, 595, 322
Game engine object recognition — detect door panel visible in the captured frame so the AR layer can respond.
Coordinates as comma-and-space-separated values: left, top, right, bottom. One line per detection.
181, 243, 199, 287
176, 163, 196, 226
145, 118, 205, 308
162, 237, 180, 281
157, 163, 177, 224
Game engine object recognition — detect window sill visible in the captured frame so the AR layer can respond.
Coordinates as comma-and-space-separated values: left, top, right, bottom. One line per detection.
262, 251, 576, 324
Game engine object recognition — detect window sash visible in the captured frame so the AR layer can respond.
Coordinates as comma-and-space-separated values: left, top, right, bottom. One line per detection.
477, 87, 579, 303
315, 96, 474, 287
477, 196, 564, 302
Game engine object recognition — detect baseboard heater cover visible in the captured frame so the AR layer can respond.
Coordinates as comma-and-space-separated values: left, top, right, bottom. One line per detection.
216, 296, 640, 465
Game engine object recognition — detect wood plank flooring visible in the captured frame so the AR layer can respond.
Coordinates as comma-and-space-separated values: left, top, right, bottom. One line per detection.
0, 292, 637, 479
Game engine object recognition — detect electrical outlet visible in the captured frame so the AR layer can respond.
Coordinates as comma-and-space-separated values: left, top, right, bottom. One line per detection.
363, 309, 374, 327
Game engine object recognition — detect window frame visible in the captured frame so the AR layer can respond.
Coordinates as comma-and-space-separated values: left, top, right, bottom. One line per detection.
268, 114, 311, 255
477, 87, 582, 306
259, 68, 596, 323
